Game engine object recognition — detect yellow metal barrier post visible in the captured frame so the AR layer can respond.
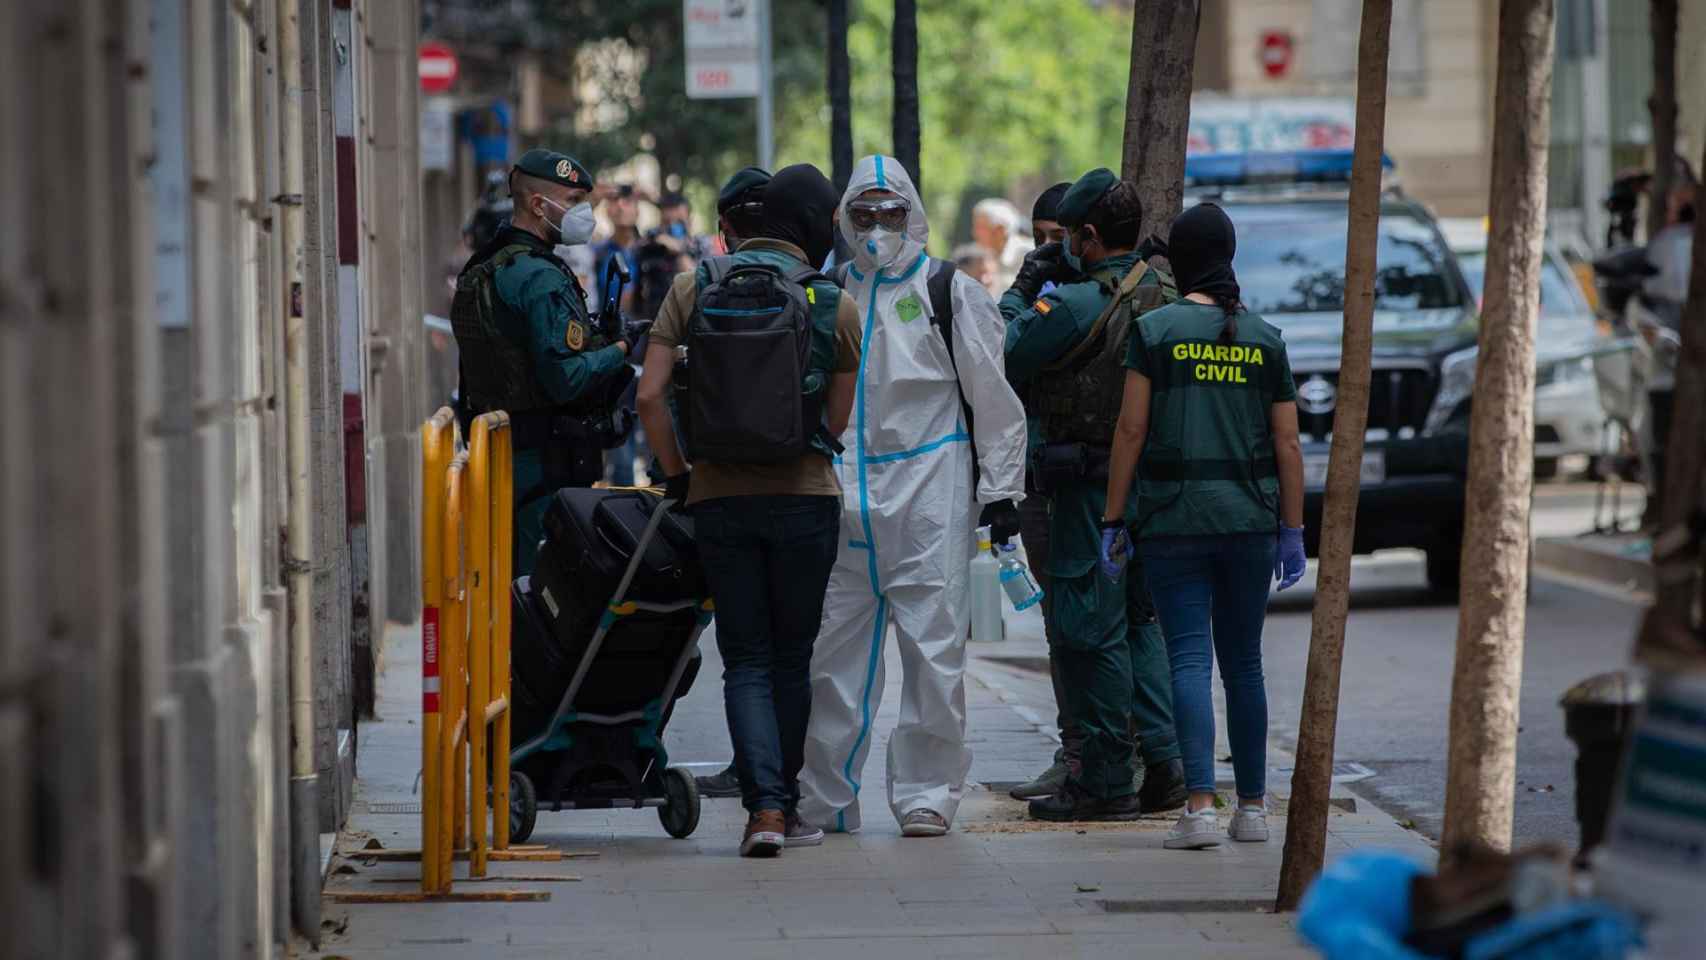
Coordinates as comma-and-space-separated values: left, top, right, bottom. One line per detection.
419, 409, 454, 893
467, 418, 493, 877
443, 453, 470, 887
490, 415, 515, 850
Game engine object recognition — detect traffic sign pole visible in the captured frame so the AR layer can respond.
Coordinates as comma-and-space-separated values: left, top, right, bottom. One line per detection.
757, 0, 774, 171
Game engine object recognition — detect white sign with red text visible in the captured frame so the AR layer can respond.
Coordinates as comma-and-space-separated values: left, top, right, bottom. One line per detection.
684, 0, 760, 99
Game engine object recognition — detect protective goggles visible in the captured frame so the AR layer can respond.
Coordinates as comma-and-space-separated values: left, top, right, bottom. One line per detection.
846, 199, 910, 231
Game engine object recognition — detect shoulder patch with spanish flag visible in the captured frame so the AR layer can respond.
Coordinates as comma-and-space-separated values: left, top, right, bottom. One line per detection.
1034, 299, 1052, 314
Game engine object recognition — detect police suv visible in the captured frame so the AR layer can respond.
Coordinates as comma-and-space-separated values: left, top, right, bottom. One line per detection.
1184, 149, 1478, 598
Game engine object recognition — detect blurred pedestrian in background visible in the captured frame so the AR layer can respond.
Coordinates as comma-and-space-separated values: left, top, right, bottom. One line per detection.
799, 155, 1028, 839
972, 197, 1033, 291
1002, 169, 1184, 823
1099, 201, 1307, 850
951, 242, 998, 294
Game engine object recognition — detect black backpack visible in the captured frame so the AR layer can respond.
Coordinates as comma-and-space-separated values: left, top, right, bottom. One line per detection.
686, 256, 835, 463
834, 257, 980, 485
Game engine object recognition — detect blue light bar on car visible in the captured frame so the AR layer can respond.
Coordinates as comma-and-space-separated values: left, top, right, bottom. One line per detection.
1183, 149, 1395, 187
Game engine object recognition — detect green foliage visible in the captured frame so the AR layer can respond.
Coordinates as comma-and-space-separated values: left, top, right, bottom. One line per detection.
481, 0, 1133, 246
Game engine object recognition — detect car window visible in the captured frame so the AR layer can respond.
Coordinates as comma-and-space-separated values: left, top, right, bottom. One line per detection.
1455, 250, 1587, 316
1224, 204, 1466, 316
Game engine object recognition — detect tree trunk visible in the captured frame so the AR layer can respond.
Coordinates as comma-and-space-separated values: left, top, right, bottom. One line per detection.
1273, 0, 1392, 912
1441, 0, 1556, 859
1647, 0, 1678, 239
828, 0, 853, 193
1637, 133, 1706, 666
1120, 1, 1201, 245
891, 0, 921, 197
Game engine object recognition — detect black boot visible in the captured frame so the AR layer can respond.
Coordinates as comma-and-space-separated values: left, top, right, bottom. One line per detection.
1028, 781, 1141, 822
1137, 759, 1188, 813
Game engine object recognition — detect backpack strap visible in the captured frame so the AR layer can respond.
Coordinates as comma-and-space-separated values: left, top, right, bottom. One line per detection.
922, 258, 982, 491
1043, 259, 1150, 373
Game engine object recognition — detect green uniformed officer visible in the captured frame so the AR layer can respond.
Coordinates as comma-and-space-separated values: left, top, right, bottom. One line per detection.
451, 148, 633, 577
1001, 168, 1186, 821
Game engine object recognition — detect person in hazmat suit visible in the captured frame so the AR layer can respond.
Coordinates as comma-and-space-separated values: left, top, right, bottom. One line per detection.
1001, 168, 1187, 821
798, 155, 1030, 837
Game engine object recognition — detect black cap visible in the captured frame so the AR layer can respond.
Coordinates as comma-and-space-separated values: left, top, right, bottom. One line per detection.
718, 166, 772, 213
1032, 182, 1072, 223
512, 148, 593, 190
659, 190, 689, 209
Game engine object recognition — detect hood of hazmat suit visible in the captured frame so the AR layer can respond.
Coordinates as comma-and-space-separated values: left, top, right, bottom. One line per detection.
799, 155, 1029, 833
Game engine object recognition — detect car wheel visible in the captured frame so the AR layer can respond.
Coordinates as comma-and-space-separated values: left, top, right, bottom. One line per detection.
1426, 537, 1462, 602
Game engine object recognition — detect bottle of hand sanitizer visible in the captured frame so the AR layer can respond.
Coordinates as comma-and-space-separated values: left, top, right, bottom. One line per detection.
998, 543, 1044, 611
968, 526, 1004, 643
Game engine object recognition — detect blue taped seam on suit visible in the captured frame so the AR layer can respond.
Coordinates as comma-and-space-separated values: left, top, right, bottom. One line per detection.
839, 595, 886, 833
848, 540, 870, 550
864, 431, 969, 464
875, 155, 886, 188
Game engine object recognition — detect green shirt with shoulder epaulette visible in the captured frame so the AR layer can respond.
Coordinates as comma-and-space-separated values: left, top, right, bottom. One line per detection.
484, 226, 627, 405
1124, 301, 1297, 539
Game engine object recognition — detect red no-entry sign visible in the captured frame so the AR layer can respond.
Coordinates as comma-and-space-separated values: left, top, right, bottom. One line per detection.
1260, 31, 1294, 79
419, 42, 459, 95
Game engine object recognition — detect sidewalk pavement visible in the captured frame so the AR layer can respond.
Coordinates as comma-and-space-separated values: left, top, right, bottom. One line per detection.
313, 593, 1435, 959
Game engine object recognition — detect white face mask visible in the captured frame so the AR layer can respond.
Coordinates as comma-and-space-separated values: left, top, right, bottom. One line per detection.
542, 198, 597, 246
858, 227, 906, 268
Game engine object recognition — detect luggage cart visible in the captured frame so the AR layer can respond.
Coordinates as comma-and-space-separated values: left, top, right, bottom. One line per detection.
506, 495, 711, 842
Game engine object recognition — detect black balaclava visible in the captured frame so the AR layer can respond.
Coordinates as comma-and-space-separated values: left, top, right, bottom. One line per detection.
1031, 182, 1071, 223
1168, 202, 1241, 306
759, 164, 839, 266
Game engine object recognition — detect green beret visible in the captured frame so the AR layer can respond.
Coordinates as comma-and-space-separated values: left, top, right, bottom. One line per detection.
512, 148, 593, 190
1057, 167, 1119, 227
718, 166, 772, 213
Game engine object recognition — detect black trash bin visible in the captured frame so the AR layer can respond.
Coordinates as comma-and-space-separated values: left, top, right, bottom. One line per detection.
1560, 669, 1645, 858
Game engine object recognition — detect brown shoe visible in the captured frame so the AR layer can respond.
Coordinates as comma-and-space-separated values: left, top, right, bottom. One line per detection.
740, 810, 785, 858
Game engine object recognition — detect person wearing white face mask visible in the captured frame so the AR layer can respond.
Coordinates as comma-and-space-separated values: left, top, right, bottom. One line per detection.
451, 148, 635, 578
798, 155, 1029, 837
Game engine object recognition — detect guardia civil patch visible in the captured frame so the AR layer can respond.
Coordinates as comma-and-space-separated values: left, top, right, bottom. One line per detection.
895, 294, 923, 324
565, 320, 586, 350
1034, 299, 1052, 314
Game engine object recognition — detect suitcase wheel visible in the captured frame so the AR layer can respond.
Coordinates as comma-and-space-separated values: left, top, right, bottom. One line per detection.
509, 770, 538, 844
658, 767, 700, 839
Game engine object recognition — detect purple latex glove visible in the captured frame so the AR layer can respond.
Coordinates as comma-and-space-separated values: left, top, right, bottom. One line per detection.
1276, 525, 1306, 590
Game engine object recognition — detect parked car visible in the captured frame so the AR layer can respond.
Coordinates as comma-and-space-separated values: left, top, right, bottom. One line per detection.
1437, 218, 1609, 478
1187, 150, 1477, 597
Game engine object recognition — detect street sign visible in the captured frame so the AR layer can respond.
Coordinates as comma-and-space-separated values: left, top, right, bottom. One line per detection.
1260, 30, 1294, 79
420, 99, 453, 171
684, 0, 760, 99
419, 42, 459, 95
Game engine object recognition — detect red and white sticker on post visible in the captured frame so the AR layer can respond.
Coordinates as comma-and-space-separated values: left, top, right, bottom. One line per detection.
422, 605, 440, 713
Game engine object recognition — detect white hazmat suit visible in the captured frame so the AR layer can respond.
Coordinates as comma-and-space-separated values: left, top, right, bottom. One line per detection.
798, 156, 1029, 831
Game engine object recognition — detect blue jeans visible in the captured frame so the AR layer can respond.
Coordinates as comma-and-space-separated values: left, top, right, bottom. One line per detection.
1140, 533, 1276, 800
693, 495, 841, 814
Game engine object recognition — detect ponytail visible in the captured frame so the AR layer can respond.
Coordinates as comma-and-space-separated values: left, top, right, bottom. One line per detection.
1215, 296, 1242, 343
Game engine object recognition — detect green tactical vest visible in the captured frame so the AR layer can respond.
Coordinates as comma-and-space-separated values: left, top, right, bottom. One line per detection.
451, 242, 606, 416
1132, 302, 1289, 539
1031, 259, 1174, 447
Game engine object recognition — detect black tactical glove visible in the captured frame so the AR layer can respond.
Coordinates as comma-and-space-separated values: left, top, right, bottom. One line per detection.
1009, 241, 1068, 302
978, 498, 1022, 547
663, 472, 691, 506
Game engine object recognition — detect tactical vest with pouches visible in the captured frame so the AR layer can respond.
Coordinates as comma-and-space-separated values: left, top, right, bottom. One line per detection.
1031, 259, 1173, 448
686, 254, 840, 464
452, 241, 608, 419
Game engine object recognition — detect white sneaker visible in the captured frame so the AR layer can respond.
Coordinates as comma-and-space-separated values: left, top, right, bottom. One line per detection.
1164, 807, 1221, 850
1229, 804, 1269, 842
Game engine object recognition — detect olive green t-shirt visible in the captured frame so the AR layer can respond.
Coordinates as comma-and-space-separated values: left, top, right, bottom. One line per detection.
648, 239, 863, 505
1123, 301, 1296, 538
